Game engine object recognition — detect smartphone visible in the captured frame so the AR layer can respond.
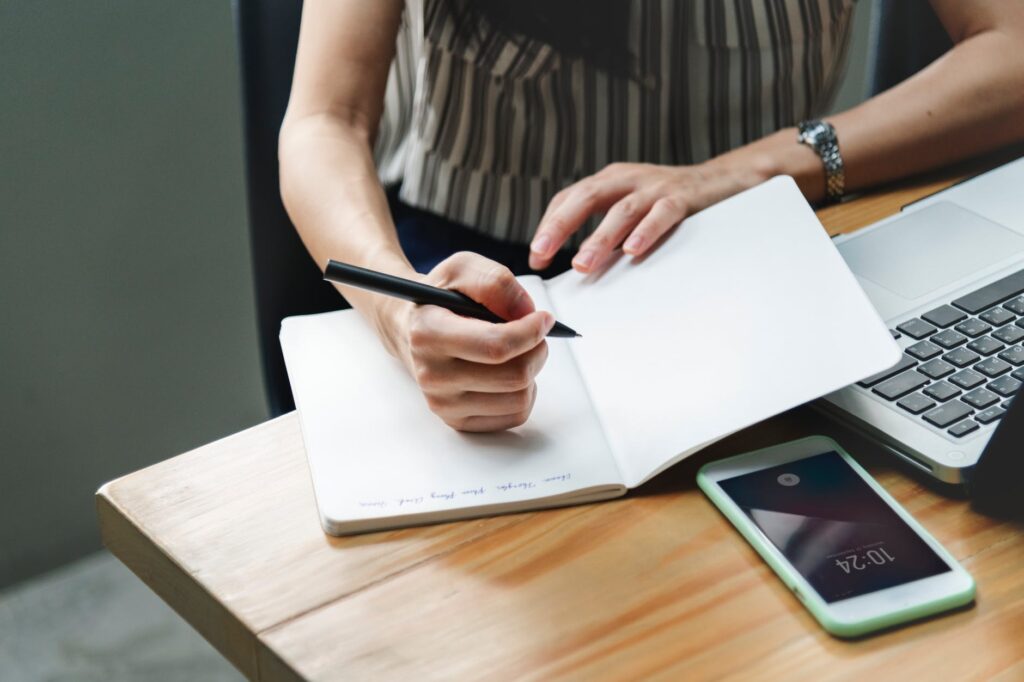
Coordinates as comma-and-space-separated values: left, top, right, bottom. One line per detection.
697, 436, 975, 637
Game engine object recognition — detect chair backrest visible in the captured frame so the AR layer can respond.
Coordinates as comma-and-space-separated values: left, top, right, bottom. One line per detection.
867, 0, 952, 96
233, 0, 347, 417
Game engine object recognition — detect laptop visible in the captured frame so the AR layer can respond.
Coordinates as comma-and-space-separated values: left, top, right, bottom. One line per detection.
821, 155, 1024, 488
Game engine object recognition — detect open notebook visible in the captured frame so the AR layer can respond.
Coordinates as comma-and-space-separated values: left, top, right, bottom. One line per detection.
281, 177, 900, 534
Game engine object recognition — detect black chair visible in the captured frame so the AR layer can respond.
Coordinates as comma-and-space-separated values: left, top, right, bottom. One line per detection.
233, 0, 347, 417
867, 0, 952, 96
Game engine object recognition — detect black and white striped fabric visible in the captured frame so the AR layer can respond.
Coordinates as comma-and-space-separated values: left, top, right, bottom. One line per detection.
374, 0, 855, 247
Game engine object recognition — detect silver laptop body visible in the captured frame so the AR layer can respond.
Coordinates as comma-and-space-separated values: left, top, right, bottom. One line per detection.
822, 156, 1024, 486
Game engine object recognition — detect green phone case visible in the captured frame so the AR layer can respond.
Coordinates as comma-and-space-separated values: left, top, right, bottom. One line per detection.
697, 436, 975, 638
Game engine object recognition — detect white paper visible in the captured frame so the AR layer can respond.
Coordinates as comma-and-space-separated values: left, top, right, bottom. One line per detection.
547, 176, 900, 487
280, 277, 623, 530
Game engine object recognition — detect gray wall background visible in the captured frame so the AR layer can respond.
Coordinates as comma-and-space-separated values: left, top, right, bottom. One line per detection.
0, 0, 874, 590
0, 1, 266, 589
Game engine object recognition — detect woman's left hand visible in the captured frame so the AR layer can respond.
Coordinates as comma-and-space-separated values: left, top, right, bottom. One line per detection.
528, 158, 770, 273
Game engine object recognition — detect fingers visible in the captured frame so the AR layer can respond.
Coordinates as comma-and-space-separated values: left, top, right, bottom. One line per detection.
407, 314, 548, 431
419, 342, 549, 394
432, 252, 534, 321
427, 384, 538, 421
529, 172, 633, 270
404, 252, 558, 432
622, 195, 690, 257
411, 307, 554, 364
572, 192, 654, 272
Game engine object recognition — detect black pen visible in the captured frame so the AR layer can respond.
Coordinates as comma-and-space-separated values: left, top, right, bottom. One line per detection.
323, 260, 581, 338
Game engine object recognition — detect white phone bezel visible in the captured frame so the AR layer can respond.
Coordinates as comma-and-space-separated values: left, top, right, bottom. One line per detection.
699, 435, 975, 631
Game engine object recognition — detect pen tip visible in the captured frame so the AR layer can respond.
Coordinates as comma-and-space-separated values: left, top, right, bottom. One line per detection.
575, 333, 583, 338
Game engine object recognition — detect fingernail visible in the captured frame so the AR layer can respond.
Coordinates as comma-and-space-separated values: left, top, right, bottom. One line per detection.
573, 250, 595, 270
623, 234, 645, 254
531, 235, 551, 255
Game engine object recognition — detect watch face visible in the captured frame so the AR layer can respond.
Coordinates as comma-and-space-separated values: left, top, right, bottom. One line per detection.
801, 122, 828, 146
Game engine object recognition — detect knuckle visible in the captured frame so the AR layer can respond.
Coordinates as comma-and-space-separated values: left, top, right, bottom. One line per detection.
614, 197, 642, 220
424, 392, 448, 414
482, 264, 516, 293
506, 410, 531, 429
449, 250, 476, 267
546, 215, 572, 237
407, 318, 429, 349
481, 331, 514, 362
447, 415, 470, 431
656, 194, 687, 215
506, 363, 533, 391
552, 187, 571, 204
511, 387, 533, 412
413, 364, 439, 390
585, 231, 614, 250
577, 184, 601, 207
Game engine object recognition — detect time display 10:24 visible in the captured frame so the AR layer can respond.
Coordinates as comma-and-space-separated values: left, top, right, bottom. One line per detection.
834, 547, 896, 574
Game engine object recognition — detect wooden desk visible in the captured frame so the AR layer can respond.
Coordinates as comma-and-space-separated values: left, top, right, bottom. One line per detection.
98, 165, 1024, 681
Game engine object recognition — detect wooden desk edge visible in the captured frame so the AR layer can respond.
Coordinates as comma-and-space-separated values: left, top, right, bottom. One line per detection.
97, 482, 301, 681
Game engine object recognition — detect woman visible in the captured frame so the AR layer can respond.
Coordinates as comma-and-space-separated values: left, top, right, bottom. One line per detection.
280, 0, 1024, 432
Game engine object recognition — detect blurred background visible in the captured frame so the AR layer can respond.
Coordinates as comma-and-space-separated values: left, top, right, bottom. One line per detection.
0, 0, 874, 679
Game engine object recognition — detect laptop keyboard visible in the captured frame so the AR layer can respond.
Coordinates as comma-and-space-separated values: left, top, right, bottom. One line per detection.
858, 268, 1024, 440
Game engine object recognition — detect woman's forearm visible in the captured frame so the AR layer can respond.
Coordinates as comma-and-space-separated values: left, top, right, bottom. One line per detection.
279, 112, 414, 351
718, 2, 1024, 203
279, 0, 410, 351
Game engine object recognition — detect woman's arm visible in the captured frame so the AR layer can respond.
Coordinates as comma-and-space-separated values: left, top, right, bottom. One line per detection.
281, 0, 554, 432
528, 0, 1024, 274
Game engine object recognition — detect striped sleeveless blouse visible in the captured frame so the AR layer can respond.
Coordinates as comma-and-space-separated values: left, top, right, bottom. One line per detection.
373, 0, 855, 247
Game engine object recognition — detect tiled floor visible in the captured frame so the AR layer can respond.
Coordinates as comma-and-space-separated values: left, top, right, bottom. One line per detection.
0, 551, 242, 682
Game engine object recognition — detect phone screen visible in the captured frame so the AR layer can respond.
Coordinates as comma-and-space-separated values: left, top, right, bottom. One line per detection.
718, 451, 952, 603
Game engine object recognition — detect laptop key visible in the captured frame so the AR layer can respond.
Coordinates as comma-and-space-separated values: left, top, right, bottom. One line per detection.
989, 374, 1022, 398
1006, 296, 1024, 315
998, 345, 1024, 365
955, 318, 992, 337
948, 419, 980, 438
980, 307, 1016, 326
857, 354, 917, 388
897, 392, 936, 414
1004, 398, 1015, 409
889, 329, 901, 340
992, 324, 1024, 345
923, 305, 967, 328
951, 270, 1024, 314
975, 356, 1012, 378
1013, 367, 1024, 382
919, 358, 955, 380
950, 368, 986, 389
873, 370, 930, 401
963, 387, 1000, 409
907, 340, 942, 361
943, 347, 980, 367
924, 401, 973, 428
924, 381, 961, 402
931, 329, 968, 349
975, 406, 1006, 424
897, 318, 938, 339
966, 336, 1004, 356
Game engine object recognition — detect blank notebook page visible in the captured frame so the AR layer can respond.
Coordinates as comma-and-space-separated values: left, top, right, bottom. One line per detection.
547, 177, 899, 488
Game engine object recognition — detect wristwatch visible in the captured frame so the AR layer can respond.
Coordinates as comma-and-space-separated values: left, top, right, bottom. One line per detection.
797, 119, 845, 203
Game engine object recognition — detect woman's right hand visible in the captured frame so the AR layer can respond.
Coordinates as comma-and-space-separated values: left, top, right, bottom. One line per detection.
379, 252, 555, 432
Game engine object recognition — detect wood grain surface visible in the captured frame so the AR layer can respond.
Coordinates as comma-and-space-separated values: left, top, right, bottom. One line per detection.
98, 165, 1024, 681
